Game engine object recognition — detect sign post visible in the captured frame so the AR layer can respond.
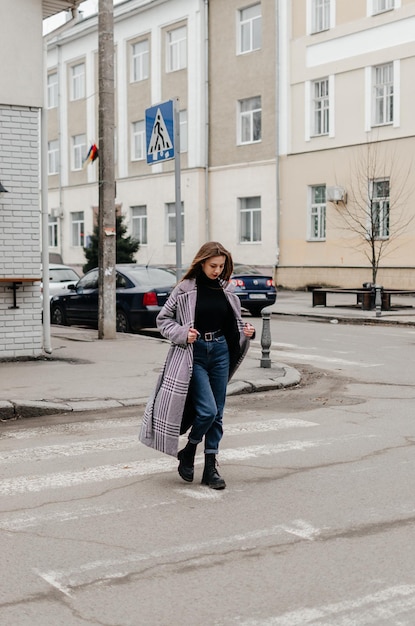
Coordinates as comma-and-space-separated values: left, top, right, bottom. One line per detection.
146, 98, 182, 281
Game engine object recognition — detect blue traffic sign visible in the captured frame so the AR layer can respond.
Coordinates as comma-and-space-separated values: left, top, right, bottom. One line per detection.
145, 100, 175, 164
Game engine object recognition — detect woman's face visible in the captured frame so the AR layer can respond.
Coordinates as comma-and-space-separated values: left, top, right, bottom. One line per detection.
201, 255, 226, 280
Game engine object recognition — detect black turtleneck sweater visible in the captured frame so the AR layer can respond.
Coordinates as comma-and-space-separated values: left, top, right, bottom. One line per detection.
195, 272, 233, 335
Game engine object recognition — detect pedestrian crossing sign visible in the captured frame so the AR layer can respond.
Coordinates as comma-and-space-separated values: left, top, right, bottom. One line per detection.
145, 100, 175, 164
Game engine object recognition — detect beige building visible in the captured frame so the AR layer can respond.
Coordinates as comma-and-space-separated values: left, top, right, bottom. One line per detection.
47, 0, 415, 288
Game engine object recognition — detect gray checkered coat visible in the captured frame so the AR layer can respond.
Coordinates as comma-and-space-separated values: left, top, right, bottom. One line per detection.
139, 278, 250, 457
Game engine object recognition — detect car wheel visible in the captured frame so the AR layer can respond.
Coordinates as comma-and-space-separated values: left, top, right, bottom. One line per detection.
247, 305, 264, 317
116, 309, 130, 333
51, 304, 67, 326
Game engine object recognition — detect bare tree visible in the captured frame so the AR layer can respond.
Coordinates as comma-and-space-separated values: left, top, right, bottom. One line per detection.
330, 140, 414, 284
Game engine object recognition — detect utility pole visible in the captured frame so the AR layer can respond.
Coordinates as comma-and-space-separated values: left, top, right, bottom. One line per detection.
98, 0, 116, 339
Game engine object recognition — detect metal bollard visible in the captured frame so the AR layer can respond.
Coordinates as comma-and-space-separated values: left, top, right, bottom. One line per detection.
260, 309, 272, 368
375, 285, 382, 317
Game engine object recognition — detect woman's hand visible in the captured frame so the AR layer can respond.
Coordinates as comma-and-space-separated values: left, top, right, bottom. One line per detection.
243, 323, 255, 338
187, 327, 199, 344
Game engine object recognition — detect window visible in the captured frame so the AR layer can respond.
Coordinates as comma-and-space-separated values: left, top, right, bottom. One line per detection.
131, 121, 145, 161
48, 140, 59, 175
166, 26, 187, 72
311, 0, 330, 32
180, 110, 188, 153
131, 40, 149, 82
239, 4, 261, 54
312, 78, 329, 136
71, 63, 85, 100
166, 202, 184, 244
372, 0, 394, 14
47, 72, 58, 108
72, 134, 86, 171
309, 185, 326, 240
131, 205, 148, 244
371, 179, 390, 238
239, 96, 261, 144
373, 63, 393, 125
71, 211, 85, 247
48, 215, 58, 248
239, 197, 261, 243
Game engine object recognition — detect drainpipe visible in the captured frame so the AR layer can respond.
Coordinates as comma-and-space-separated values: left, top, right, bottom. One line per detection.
274, 0, 281, 276
204, 0, 210, 241
41, 8, 79, 354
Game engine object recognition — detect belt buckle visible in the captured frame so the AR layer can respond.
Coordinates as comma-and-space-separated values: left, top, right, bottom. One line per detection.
205, 332, 213, 341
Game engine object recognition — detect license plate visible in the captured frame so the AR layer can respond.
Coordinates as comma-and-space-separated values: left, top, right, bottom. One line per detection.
249, 293, 266, 299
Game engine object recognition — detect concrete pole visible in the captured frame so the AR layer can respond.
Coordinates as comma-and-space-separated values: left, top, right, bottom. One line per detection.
98, 0, 116, 339
260, 309, 272, 368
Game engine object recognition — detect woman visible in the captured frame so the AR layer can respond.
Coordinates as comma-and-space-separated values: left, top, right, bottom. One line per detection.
139, 241, 255, 489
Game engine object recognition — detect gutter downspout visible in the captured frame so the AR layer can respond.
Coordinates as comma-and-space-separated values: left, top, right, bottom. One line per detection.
41, 8, 79, 354
204, 0, 210, 241
275, 0, 281, 276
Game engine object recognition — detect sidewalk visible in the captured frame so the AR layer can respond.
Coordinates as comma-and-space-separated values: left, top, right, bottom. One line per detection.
1, 289, 415, 420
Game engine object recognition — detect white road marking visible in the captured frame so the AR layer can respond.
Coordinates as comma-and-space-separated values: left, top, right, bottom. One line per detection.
235, 584, 415, 625
251, 347, 381, 368
0, 417, 139, 440
36, 519, 321, 592
35, 570, 72, 597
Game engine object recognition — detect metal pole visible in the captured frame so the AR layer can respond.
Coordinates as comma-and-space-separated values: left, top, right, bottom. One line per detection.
98, 0, 116, 339
375, 285, 382, 317
260, 309, 272, 368
173, 97, 182, 282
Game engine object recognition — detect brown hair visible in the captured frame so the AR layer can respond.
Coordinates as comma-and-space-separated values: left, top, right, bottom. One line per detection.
182, 241, 234, 282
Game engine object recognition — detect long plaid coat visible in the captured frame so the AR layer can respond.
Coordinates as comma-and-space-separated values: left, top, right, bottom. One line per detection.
139, 278, 251, 457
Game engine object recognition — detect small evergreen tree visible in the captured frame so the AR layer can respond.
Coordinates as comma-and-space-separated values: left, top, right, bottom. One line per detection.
83, 213, 140, 273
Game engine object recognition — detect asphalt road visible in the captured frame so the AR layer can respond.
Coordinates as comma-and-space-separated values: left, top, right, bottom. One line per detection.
1, 316, 415, 625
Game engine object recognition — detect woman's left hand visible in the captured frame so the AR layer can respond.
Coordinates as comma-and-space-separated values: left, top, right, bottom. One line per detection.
243, 323, 255, 338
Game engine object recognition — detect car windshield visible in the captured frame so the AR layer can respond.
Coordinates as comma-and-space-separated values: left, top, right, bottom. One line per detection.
123, 267, 177, 288
49, 268, 79, 282
233, 264, 262, 275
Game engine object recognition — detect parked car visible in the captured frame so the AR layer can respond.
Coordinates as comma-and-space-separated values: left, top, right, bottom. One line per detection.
50, 264, 177, 332
230, 263, 277, 316
41, 263, 80, 300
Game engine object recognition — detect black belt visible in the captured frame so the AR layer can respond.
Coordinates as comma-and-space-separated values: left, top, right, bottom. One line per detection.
200, 330, 223, 341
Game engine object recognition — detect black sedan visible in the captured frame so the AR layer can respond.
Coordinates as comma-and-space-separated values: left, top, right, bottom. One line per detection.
230, 263, 277, 316
50, 265, 177, 332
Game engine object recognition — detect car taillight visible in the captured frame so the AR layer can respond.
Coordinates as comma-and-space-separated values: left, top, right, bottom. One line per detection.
231, 278, 245, 287
266, 279, 275, 287
143, 291, 158, 306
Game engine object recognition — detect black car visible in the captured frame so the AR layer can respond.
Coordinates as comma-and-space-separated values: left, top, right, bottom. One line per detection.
230, 263, 277, 316
50, 265, 177, 332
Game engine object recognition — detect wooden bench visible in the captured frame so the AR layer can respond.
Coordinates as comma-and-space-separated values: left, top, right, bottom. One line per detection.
0, 277, 41, 309
312, 288, 374, 310
380, 289, 415, 311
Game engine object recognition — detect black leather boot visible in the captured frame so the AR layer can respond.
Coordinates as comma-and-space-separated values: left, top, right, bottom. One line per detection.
201, 454, 226, 490
177, 442, 198, 482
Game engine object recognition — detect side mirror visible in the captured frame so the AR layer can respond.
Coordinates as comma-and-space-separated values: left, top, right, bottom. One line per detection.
68, 283, 77, 291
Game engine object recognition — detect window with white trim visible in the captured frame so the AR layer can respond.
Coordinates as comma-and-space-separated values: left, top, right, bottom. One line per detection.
131, 121, 145, 161
71, 63, 85, 100
71, 211, 85, 247
312, 78, 329, 136
372, 0, 394, 14
180, 110, 188, 153
239, 197, 261, 243
72, 134, 86, 171
166, 26, 187, 72
371, 179, 390, 238
311, 0, 330, 33
308, 185, 326, 240
239, 96, 261, 144
166, 202, 184, 244
131, 40, 149, 82
239, 4, 261, 54
131, 206, 148, 244
48, 140, 59, 175
48, 215, 58, 248
47, 72, 58, 108
373, 63, 393, 125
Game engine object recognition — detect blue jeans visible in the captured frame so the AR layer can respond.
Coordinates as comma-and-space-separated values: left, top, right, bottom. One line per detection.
188, 336, 230, 454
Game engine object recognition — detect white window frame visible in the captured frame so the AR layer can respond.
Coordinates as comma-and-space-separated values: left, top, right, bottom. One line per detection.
372, 62, 394, 126
238, 96, 262, 145
180, 110, 188, 153
239, 197, 262, 243
131, 39, 149, 82
131, 205, 148, 245
47, 72, 58, 109
71, 62, 85, 101
370, 179, 390, 239
305, 76, 334, 140
367, 0, 398, 16
166, 26, 187, 72
308, 185, 326, 240
48, 215, 58, 248
71, 211, 85, 247
166, 202, 184, 244
306, 0, 335, 34
72, 134, 86, 171
131, 121, 145, 161
238, 3, 262, 54
48, 139, 59, 175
